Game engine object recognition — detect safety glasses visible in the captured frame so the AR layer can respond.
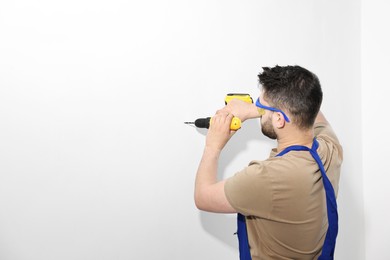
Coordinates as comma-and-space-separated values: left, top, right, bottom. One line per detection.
255, 98, 290, 123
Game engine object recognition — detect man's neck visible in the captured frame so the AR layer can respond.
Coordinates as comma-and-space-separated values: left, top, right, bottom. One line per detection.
276, 128, 314, 152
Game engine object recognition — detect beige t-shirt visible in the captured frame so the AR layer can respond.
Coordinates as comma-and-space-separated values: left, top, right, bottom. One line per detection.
225, 122, 343, 260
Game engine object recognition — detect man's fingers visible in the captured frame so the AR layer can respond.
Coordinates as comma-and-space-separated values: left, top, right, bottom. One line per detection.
211, 112, 235, 130
216, 107, 233, 115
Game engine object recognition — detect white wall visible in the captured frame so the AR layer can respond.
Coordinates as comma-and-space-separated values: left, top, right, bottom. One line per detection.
362, 0, 390, 259
0, 1, 364, 259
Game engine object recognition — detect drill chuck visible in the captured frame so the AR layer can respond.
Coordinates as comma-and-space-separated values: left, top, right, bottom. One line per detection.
194, 117, 211, 128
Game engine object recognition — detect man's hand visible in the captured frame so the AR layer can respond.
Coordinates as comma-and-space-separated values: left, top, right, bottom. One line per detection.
205, 111, 236, 151
223, 98, 261, 122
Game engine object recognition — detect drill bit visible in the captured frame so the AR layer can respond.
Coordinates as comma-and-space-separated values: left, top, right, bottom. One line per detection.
184, 122, 195, 125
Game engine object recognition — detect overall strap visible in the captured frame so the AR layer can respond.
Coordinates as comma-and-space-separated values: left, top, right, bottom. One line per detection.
236, 138, 338, 260
237, 213, 252, 260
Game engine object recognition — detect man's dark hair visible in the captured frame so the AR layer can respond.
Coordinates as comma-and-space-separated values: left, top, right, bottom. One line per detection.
258, 65, 323, 129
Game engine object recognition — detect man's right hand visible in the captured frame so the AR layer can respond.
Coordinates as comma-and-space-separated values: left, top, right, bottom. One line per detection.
223, 98, 261, 122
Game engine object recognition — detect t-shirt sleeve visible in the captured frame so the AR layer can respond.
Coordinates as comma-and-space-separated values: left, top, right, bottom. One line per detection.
314, 122, 343, 162
224, 162, 273, 217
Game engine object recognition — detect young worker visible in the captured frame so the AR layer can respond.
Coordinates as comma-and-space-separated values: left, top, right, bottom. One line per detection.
194, 65, 342, 260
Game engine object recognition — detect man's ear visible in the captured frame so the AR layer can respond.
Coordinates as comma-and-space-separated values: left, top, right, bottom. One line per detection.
273, 112, 286, 129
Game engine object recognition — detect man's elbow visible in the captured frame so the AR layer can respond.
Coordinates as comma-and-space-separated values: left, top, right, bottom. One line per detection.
194, 188, 216, 212
194, 200, 204, 211
194, 191, 208, 211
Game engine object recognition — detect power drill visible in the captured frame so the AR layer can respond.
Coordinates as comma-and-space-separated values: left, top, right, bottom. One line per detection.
184, 93, 265, 130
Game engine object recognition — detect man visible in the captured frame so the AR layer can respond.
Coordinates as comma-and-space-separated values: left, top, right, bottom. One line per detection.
194, 65, 342, 259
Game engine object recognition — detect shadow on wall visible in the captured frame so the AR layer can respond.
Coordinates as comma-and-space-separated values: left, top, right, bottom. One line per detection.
196, 119, 274, 249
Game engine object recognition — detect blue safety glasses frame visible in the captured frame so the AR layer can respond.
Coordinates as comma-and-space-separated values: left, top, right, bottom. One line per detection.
255, 98, 290, 123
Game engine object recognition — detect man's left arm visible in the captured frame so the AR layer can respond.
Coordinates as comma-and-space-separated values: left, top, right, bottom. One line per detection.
194, 111, 237, 213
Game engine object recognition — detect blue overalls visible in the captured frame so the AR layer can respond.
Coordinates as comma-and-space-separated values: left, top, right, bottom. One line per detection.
236, 138, 338, 260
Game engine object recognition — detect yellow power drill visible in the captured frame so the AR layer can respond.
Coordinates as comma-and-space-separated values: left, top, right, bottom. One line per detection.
184, 93, 265, 130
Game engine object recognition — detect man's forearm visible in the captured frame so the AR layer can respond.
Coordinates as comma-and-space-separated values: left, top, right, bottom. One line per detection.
194, 146, 236, 213
315, 111, 329, 125
194, 147, 220, 209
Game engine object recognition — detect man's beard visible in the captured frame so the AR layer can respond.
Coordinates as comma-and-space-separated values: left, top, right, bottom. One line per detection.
261, 117, 277, 140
